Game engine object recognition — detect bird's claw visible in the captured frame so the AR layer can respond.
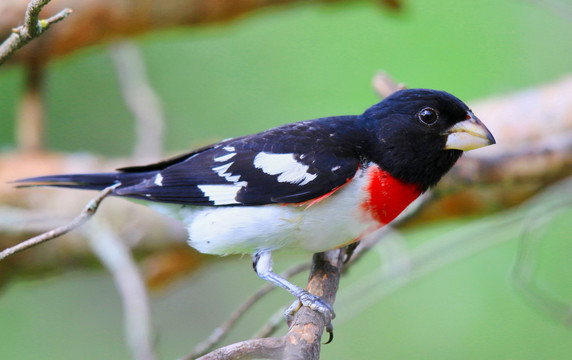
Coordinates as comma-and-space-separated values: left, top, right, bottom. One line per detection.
285, 298, 301, 326
284, 290, 336, 341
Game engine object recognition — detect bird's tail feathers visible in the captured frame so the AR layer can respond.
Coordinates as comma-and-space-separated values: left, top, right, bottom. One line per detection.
14, 172, 155, 191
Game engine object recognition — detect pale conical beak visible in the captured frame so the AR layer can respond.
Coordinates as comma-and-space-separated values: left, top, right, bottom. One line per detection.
444, 111, 496, 151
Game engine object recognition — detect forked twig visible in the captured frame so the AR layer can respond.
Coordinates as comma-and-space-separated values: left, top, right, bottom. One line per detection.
0, 183, 119, 261
0, 0, 72, 66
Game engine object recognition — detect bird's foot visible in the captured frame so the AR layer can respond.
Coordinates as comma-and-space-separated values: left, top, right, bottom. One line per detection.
284, 290, 335, 343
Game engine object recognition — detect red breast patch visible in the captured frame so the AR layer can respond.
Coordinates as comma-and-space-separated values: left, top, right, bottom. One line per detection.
362, 166, 422, 225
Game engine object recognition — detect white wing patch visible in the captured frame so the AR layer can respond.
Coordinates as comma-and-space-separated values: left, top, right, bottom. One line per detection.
212, 162, 242, 183
154, 173, 163, 186
203, 160, 247, 205
214, 153, 236, 162
197, 184, 243, 205
253, 152, 317, 186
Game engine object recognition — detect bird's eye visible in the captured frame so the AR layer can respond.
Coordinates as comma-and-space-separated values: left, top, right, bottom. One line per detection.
417, 108, 438, 125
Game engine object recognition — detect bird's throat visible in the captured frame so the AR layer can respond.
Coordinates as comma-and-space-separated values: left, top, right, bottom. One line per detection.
362, 166, 422, 225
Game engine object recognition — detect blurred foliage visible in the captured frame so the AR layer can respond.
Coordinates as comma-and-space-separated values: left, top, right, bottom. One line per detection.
1, 0, 572, 359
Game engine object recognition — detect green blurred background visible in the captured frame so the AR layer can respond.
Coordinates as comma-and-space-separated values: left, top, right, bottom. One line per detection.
1, 0, 572, 359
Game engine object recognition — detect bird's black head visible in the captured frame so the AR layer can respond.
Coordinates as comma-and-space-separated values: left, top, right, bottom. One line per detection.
360, 88, 495, 191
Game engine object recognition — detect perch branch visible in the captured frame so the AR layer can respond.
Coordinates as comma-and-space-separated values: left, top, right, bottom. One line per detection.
0, 0, 72, 66
184, 262, 311, 359
198, 251, 344, 360
0, 183, 119, 261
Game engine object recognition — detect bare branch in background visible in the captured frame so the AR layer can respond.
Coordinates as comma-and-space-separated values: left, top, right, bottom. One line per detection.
372, 71, 406, 98
0, 0, 398, 66
0, 183, 119, 261
0, 177, 157, 359
0, 0, 72, 152
110, 41, 165, 161
0, 0, 71, 66
16, 63, 45, 152
184, 262, 311, 359
85, 219, 157, 360
333, 176, 572, 324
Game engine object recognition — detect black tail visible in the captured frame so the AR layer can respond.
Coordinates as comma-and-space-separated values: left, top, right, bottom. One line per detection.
14, 171, 157, 192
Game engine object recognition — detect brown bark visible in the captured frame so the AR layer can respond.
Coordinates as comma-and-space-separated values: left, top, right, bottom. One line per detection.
0, 0, 396, 66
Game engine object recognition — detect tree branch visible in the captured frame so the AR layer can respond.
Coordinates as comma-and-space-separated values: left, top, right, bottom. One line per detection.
0, 0, 397, 66
332, 176, 572, 324
0, 183, 118, 261
0, 0, 72, 66
184, 262, 312, 359
198, 251, 344, 360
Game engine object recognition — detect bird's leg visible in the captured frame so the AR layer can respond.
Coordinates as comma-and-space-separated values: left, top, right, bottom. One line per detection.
343, 240, 360, 264
253, 250, 336, 327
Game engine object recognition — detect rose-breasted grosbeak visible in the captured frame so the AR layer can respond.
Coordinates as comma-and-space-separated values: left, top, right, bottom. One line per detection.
17, 89, 495, 326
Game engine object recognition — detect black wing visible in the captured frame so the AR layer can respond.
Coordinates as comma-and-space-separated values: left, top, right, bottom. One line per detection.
115, 117, 361, 206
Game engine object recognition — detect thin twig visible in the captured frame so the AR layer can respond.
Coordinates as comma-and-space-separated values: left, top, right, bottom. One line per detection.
0, 0, 72, 66
85, 219, 157, 360
0, 183, 119, 261
251, 305, 289, 340
372, 71, 406, 98
184, 262, 311, 359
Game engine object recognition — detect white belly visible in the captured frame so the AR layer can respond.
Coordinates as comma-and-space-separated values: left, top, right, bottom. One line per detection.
149, 169, 379, 255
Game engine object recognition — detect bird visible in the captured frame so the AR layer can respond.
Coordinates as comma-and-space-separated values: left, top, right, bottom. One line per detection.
16, 88, 495, 329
